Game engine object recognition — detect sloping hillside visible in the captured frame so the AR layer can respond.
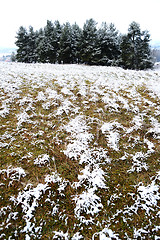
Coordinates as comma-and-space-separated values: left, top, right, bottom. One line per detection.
0, 63, 160, 239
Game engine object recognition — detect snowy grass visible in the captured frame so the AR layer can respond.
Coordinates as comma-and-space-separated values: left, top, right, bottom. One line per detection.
0, 62, 160, 239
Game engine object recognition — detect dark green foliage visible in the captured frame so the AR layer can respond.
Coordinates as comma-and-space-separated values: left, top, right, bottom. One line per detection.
59, 22, 73, 64
43, 20, 57, 63
120, 22, 153, 70
97, 22, 120, 66
54, 20, 62, 63
15, 19, 153, 69
15, 26, 30, 63
71, 23, 82, 64
36, 28, 46, 63
80, 19, 101, 65
27, 26, 38, 63
15, 26, 38, 63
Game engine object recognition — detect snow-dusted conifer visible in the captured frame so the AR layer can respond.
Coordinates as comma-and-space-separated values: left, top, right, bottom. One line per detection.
59, 22, 73, 64
80, 19, 101, 65
36, 28, 46, 63
27, 26, 38, 63
120, 21, 153, 70
15, 26, 30, 63
98, 22, 120, 66
71, 23, 82, 64
43, 20, 57, 63
54, 20, 62, 63
16, 26, 38, 63
15, 20, 153, 69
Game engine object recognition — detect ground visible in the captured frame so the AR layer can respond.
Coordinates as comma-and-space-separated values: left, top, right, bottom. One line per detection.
0, 62, 160, 239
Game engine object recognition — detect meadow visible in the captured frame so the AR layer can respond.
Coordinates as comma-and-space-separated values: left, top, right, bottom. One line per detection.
0, 62, 160, 239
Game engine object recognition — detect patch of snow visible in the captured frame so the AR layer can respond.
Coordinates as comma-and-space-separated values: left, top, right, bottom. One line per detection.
71, 232, 84, 240
45, 172, 68, 195
149, 117, 160, 139
64, 116, 93, 160
17, 111, 31, 128
56, 100, 73, 115
53, 231, 69, 240
34, 154, 50, 166
126, 172, 160, 217
101, 121, 121, 151
77, 165, 107, 190
93, 227, 119, 240
61, 87, 73, 95
0, 166, 26, 184
37, 91, 46, 101
0, 142, 9, 148
102, 93, 119, 111
0, 101, 9, 117
46, 88, 58, 99
74, 188, 103, 221
132, 115, 143, 130
138, 182, 160, 214
133, 228, 148, 238
144, 138, 155, 154
128, 152, 148, 173
146, 72, 160, 98
12, 183, 47, 236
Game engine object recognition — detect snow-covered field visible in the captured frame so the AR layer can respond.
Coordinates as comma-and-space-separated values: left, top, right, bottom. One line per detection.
0, 62, 160, 239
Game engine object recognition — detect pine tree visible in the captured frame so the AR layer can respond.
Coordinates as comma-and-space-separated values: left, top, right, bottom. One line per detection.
120, 34, 133, 69
36, 21, 62, 63
36, 28, 46, 63
43, 20, 57, 63
15, 26, 30, 62
137, 30, 153, 69
54, 20, 62, 63
27, 26, 38, 63
98, 22, 120, 66
71, 23, 82, 63
120, 22, 153, 70
59, 22, 73, 63
80, 19, 100, 65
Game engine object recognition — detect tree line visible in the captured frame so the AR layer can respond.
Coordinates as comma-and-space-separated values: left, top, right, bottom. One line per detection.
15, 19, 154, 70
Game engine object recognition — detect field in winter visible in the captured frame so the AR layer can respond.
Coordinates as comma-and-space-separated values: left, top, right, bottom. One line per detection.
0, 62, 160, 239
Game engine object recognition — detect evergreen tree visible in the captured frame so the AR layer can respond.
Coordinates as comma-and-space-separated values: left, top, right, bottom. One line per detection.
80, 19, 100, 65
27, 26, 38, 63
59, 22, 73, 63
36, 28, 46, 63
15, 26, 38, 63
137, 30, 154, 69
98, 22, 120, 66
15, 26, 30, 62
120, 22, 153, 70
54, 20, 62, 63
120, 34, 133, 69
43, 20, 57, 63
36, 21, 62, 63
71, 23, 82, 63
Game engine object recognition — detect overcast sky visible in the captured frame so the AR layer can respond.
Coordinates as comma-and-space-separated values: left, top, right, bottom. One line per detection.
0, 0, 160, 48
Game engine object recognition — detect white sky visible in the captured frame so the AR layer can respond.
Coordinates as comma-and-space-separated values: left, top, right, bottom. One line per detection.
0, 0, 160, 48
